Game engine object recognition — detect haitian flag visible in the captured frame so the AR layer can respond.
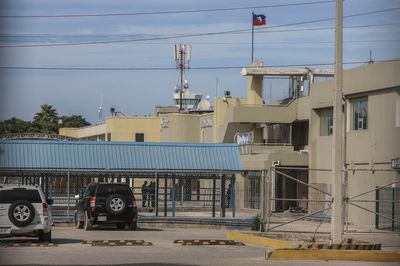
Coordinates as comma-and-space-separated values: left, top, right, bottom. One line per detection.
253, 14, 266, 26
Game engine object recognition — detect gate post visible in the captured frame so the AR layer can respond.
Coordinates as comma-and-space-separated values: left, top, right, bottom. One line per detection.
212, 174, 216, 217
266, 169, 272, 231
392, 186, 395, 232
221, 174, 226, 217
172, 175, 176, 217
67, 170, 70, 217
164, 174, 168, 217
155, 171, 159, 217
261, 170, 266, 232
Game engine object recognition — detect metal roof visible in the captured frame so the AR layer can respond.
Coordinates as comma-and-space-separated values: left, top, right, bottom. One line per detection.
0, 140, 242, 172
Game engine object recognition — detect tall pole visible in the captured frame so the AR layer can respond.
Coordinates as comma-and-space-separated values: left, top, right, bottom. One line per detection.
332, 0, 343, 244
179, 48, 184, 112
251, 12, 254, 63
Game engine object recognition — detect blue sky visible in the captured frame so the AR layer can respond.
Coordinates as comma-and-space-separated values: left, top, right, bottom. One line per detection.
0, 0, 399, 123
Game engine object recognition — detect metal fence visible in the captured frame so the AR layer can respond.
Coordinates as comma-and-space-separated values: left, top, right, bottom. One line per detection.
262, 167, 333, 234
345, 171, 400, 233
0, 170, 236, 219
244, 171, 261, 209
259, 167, 400, 236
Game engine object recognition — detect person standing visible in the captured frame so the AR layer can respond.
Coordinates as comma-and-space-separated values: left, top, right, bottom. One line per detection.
141, 181, 148, 207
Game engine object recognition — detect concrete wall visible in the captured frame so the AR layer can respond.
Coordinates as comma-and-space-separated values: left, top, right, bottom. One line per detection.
160, 114, 200, 143
105, 116, 160, 142
59, 128, 78, 138
308, 61, 400, 225
199, 114, 214, 143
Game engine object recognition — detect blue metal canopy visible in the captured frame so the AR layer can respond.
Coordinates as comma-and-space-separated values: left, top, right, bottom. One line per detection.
0, 140, 242, 172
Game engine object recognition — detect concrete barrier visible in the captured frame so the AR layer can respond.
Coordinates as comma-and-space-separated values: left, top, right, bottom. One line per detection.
226, 231, 294, 249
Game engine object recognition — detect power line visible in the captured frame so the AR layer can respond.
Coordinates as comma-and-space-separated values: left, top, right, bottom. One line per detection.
2, 22, 399, 38
0, 7, 398, 48
0, 59, 398, 71
0, 0, 335, 18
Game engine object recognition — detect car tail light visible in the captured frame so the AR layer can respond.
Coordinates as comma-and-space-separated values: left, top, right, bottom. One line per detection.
90, 196, 96, 212
42, 202, 49, 216
132, 195, 137, 208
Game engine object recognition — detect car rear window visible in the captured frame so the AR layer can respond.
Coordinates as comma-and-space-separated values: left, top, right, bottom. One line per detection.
0, 189, 42, 203
96, 184, 133, 197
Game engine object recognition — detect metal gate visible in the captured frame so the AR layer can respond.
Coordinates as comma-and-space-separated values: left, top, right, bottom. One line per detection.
344, 170, 400, 232
263, 167, 333, 234
1, 171, 236, 220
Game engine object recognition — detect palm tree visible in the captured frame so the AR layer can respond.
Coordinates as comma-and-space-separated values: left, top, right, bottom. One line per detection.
33, 104, 59, 134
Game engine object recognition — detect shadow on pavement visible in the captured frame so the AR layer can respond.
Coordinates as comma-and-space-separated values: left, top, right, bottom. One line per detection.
0, 238, 82, 244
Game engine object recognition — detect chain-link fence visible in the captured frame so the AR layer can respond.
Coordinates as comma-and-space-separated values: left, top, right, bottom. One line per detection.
0, 171, 236, 220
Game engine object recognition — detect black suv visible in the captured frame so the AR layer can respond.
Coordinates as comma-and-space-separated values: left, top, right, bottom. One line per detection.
74, 183, 138, 230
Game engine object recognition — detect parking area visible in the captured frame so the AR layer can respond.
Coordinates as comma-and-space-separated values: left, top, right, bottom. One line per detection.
0, 226, 266, 266
1, 226, 399, 266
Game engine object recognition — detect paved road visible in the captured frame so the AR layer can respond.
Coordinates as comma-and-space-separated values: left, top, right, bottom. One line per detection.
0, 226, 398, 266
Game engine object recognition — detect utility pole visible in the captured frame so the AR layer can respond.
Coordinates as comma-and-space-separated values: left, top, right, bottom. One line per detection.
332, 0, 344, 244
179, 48, 184, 112
173, 44, 191, 112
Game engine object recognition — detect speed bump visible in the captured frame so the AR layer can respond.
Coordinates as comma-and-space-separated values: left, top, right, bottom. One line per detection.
173, 239, 245, 246
82, 240, 152, 246
0, 241, 57, 247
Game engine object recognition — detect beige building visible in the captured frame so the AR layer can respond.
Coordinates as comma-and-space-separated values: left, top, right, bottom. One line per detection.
60, 60, 400, 227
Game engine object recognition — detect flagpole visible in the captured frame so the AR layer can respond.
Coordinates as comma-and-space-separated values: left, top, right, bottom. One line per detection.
251, 12, 254, 63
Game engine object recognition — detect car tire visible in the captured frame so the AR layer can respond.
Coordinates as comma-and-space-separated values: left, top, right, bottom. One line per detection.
75, 213, 83, 229
105, 194, 126, 215
128, 221, 137, 231
39, 230, 51, 242
83, 211, 93, 231
8, 200, 35, 227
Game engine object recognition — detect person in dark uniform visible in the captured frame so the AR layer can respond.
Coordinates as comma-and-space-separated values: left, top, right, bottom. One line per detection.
141, 181, 148, 207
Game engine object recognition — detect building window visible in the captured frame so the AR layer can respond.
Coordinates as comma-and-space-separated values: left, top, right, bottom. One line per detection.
319, 108, 333, 136
352, 96, 368, 130
135, 133, 144, 142
265, 123, 291, 144
107, 133, 111, 141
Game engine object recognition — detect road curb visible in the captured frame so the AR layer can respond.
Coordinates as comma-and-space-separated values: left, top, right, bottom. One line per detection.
226, 231, 294, 249
266, 249, 400, 262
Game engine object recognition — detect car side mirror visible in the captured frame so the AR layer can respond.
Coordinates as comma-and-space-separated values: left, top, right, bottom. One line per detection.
74, 194, 80, 200
46, 199, 54, 205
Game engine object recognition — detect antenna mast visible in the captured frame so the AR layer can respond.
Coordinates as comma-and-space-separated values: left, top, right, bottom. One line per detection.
174, 44, 191, 112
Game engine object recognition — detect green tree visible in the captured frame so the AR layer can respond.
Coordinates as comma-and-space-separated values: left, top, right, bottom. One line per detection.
32, 104, 59, 134
0, 117, 32, 134
60, 115, 90, 128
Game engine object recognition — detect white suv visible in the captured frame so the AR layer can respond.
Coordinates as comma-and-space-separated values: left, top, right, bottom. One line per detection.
0, 184, 53, 241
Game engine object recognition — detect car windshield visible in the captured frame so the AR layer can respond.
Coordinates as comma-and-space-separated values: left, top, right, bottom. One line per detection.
0, 189, 42, 203
96, 184, 132, 197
